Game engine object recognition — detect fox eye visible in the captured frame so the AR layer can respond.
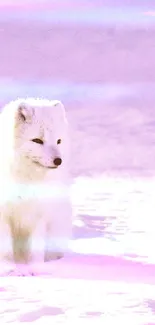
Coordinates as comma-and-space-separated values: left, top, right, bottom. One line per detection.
57, 139, 61, 145
32, 138, 44, 145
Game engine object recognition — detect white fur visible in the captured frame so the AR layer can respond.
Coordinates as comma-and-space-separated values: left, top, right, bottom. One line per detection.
0, 98, 72, 275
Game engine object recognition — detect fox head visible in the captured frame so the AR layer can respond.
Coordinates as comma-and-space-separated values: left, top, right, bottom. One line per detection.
2, 98, 69, 171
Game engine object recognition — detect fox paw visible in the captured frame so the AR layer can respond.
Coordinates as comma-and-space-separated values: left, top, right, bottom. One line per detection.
44, 251, 64, 262
4, 266, 37, 276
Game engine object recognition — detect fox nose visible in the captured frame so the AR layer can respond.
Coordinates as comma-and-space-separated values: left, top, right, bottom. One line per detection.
53, 157, 62, 166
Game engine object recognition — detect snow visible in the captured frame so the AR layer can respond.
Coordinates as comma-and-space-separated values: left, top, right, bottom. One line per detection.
0, 257, 155, 324
0, 176, 155, 323
0, 260, 155, 324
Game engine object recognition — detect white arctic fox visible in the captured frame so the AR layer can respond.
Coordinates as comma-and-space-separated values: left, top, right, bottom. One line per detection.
0, 98, 72, 275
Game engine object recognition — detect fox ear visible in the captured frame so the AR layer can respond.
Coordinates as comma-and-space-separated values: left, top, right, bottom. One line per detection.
17, 102, 33, 122
52, 100, 67, 123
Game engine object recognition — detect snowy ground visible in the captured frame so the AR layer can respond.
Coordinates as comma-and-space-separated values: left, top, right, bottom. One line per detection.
1, 176, 155, 324
1, 0, 155, 324
1, 276, 155, 324
1, 277, 155, 324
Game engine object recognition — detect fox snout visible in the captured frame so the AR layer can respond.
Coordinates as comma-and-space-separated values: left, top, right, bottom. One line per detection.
53, 157, 62, 167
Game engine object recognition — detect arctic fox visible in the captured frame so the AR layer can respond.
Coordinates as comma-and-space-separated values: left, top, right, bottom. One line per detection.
0, 98, 72, 275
